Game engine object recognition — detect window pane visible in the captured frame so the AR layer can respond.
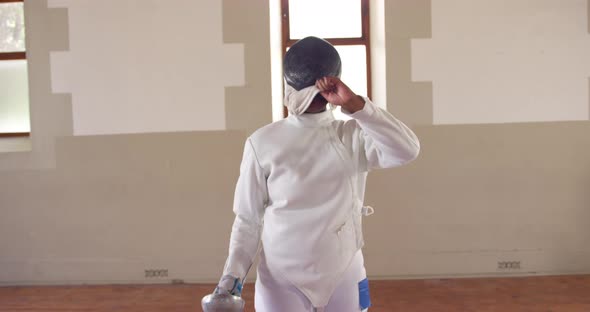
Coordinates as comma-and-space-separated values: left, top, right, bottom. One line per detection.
0, 60, 30, 132
332, 45, 367, 121
0, 2, 26, 52
289, 0, 362, 40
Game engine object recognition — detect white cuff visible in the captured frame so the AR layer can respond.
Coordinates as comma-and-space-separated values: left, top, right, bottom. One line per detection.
342, 96, 377, 120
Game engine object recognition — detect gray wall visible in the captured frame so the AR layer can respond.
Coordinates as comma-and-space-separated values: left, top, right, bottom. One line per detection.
0, 0, 588, 285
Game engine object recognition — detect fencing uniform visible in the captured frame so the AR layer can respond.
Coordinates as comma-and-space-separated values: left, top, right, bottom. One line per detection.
255, 248, 369, 312
220, 93, 420, 311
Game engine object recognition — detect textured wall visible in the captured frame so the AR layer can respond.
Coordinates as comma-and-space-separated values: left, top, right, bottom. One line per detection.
366, 0, 590, 278
223, 0, 273, 132
48, 0, 246, 135
412, 0, 590, 124
384, 0, 433, 126
0, 0, 589, 286
363, 122, 590, 278
0, 131, 247, 284
0, 0, 72, 170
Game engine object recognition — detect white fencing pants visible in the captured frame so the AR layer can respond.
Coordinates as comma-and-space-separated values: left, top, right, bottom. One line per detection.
254, 249, 369, 312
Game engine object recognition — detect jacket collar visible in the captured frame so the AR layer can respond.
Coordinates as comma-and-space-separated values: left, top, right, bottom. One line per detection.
287, 109, 335, 128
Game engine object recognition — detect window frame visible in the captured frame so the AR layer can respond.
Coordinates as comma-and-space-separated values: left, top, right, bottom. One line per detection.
281, 0, 371, 117
0, 0, 29, 137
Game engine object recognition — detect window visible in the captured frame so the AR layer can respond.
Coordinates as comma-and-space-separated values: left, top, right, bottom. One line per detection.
281, 0, 370, 119
0, 0, 30, 137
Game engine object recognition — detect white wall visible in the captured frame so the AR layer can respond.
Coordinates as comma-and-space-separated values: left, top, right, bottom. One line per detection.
2, 0, 590, 286
370, 0, 386, 110
412, 0, 590, 125
48, 0, 245, 135
0, 60, 30, 133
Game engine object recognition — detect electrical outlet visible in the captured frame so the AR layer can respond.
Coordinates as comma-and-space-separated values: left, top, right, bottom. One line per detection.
145, 269, 168, 278
497, 261, 521, 270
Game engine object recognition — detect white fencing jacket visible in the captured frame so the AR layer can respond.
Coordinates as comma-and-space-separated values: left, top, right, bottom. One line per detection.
222, 97, 420, 307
